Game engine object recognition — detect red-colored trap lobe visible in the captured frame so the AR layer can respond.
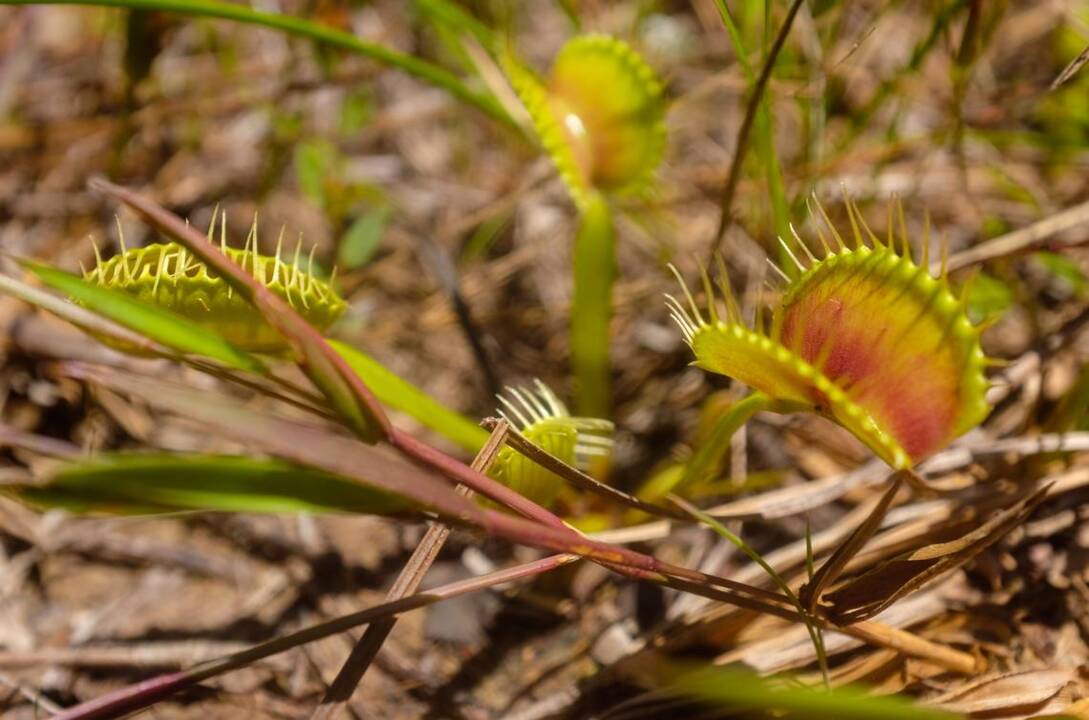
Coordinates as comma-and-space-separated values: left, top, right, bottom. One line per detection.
776, 252, 963, 462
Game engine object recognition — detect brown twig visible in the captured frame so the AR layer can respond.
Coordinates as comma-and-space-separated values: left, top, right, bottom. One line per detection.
1050, 43, 1089, 91
51, 553, 579, 720
414, 230, 502, 398
942, 197, 1089, 273
842, 621, 980, 674
709, 0, 806, 259
308, 422, 509, 718
799, 471, 904, 614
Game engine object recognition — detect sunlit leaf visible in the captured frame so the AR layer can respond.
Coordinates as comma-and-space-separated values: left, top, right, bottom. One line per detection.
339, 87, 374, 134
1035, 251, 1088, 297
14, 453, 408, 515
671, 665, 959, 720
963, 271, 1014, 324
19, 259, 267, 374
328, 339, 489, 453
295, 137, 339, 208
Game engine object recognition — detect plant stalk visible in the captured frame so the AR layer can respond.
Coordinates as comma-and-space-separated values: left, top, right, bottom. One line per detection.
308, 423, 508, 718
51, 553, 578, 720
709, 0, 806, 261
571, 191, 615, 418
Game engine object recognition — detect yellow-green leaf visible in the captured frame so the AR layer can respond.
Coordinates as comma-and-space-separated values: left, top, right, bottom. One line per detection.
13, 453, 408, 515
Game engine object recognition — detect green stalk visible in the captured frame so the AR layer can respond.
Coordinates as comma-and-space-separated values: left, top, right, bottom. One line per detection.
637, 392, 773, 503
672, 496, 830, 688
0, 0, 513, 128
682, 391, 772, 489
571, 191, 615, 418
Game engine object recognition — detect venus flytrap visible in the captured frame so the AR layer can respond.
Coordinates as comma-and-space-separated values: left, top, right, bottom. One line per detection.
60, 204, 619, 512
84, 212, 347, 353
670, 198, 992, 472
504, 34, 666, 417
490, 380, 614, 508
671, 198, 995, 616
0, 188, 992, 719
62, 206, 490, 455
505, 34, 666, 208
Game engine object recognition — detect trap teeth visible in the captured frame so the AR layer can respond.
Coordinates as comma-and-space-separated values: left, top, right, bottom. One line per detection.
671, 199, 991, 468
85, 232, 347, 353
490, 382, 615, 508
505, 34, 666, 207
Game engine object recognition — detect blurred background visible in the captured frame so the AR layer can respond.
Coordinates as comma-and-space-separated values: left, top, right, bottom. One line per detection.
3, 1, 1089, 717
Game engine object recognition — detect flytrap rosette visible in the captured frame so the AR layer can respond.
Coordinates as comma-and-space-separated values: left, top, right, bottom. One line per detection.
668, 200, 991, 469
490, 381, 614, 508
504, 34, 666, 208
84, 212, 347, 353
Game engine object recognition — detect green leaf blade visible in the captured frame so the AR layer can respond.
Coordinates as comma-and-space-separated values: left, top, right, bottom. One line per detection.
329, 340, 489, 453
15, 453, 408, 515
338, 206, 391, 270
672, 666, 960, 720
18, 260, 267, 374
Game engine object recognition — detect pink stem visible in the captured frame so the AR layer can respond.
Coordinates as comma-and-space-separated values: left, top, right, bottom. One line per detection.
390, 427, 568, 529
52, 554, 578, 720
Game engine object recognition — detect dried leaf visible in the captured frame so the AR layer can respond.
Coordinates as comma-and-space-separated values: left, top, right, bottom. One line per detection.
800, 471, 904, 613
60, 362, 479, 524
1051, 45, 1089, 91
932, 669, 1076, 715
826, 484, 1051, 623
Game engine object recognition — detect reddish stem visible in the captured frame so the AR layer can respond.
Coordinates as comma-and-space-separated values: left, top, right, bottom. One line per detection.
52, 554, 578, 720
480, 509, 789, 606
390, 427, 569, 529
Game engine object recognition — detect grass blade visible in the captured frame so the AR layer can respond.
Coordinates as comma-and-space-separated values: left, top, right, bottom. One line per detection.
670, 665, 960, 720
710, 0, 805, 260
60, 362, 479, 524
670, 495, 829, 686
0, 272, 161, 356
329, 339, 489, 454
678, 391, 773, 494
14, 453, 407, 515
710, 0, 791, 254
414, 0, 496, 52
